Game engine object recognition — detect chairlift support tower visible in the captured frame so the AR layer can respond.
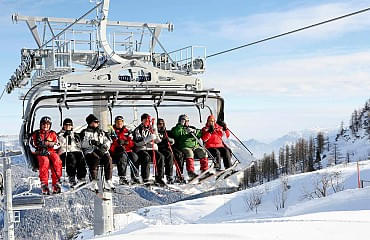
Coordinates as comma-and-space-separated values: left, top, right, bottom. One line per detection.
5, 0, 224, 237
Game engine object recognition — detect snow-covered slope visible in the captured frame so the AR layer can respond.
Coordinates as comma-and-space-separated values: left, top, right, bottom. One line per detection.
80, 160, 370, 240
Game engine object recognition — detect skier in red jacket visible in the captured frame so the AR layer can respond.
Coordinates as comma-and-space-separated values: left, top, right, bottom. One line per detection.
201, 115, 232, 171
110, 116, 139, 184
31, 116, 62, 195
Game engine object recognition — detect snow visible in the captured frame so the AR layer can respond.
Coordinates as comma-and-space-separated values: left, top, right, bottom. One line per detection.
79, 160, 370, 240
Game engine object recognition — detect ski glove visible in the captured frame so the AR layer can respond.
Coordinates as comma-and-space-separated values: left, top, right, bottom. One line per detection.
117, 139, 129, 146
185, 126, 196, 134
63, 131, 71, 137
217, 121, 227, 131
208, 125, 214, 133
44, 141, 55, 148
89, 139, 99, 146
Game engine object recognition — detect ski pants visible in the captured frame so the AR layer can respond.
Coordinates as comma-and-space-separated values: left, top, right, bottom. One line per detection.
85, 150, 112, 181
159, 148, 174, 177
172, 147, 184, 176
137, 150, 164, 181
111, 149, 139, 177
181, 147, 208, 172
207, 147, 232, 169
37, 152, 62, 186
60, 151, 87, 180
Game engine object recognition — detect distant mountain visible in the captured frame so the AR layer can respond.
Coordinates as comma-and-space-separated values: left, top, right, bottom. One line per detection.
244, 128, 336, 158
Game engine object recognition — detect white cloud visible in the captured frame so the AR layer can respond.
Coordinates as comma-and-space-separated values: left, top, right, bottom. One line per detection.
204, 50, 370, 97
185, 2, 370, 42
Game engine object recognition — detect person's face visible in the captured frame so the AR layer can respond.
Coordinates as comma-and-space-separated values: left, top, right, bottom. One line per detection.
116, 120, 124, 129
207, 118, 215, 126
184, 119, 189, 127
157, 121, 165, 130
63, 123, 73, 131
41, 122, 51, 131
90, 120, 99, 128
142, 116, 151, 127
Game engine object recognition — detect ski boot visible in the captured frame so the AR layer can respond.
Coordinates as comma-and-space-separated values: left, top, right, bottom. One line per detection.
52, 182, 62, 194
90, 180, 99, 193
187, 171, 198, 181
119, 176, 130, 185
77, 177, 87, 185
104, 179, 115, 192
155, 177, 166, 187
175, 175, 186, 184
69, 176, 77, 188
131, 177, 142, 185
41, 184, 50, 195
166, 176, 175, 185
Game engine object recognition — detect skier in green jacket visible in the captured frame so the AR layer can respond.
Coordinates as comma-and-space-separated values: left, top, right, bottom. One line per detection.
171, 114, 209, 179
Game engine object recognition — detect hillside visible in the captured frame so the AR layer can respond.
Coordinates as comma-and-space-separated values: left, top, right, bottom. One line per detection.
79, 160, 370, 239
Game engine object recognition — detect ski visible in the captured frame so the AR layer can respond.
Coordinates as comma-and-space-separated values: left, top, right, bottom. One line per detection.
187, 163, 215, 184
221, 169, 240, 180
215, 160, 240, 181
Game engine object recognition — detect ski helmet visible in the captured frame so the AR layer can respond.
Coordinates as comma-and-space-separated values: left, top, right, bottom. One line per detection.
63, 118, 73, 126
40, 116, 52, 127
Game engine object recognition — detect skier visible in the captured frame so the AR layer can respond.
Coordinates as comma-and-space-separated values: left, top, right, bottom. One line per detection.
80, 114, 114, 192
157, 118, 176, 184
202, 115, 232, 171
109, 115, 140, 184
58, 118, 87, 187
133, 113, 165, 185
171, 114, 208, 179
30, 116, 62, 195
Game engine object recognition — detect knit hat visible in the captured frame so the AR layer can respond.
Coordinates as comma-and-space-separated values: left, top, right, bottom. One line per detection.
86, 114, 99, 124
114, 115, 124, 122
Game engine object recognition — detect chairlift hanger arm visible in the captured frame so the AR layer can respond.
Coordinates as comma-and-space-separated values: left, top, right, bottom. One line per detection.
12, 14, 173, 31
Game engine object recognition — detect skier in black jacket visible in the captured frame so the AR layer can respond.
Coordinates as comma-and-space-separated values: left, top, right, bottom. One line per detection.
157, 118, 175, 184
133, 113, 165, 185
80, 114, 114, 192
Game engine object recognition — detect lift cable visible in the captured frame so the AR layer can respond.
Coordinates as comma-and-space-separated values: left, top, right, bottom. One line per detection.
0, 88, 5, 103
206, 6, 370, 59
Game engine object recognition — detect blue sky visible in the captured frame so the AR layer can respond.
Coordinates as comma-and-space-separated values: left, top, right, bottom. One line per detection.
0, 0, 370, 142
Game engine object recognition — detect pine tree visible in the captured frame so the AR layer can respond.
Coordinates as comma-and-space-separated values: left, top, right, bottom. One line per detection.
316, 132, 325, 154
306, 137, 315, 172
315, 149, 322, 169
285, 145, 290, 174
249, 164, 257, 184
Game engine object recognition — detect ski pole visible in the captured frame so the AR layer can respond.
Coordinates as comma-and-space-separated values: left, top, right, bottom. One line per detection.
150, 119, 157, 176
188, 129, 217, 164
227, 128, 254, 156
123, 151, 140, 178
164, 130, 184, 180
210, 127, 241, 164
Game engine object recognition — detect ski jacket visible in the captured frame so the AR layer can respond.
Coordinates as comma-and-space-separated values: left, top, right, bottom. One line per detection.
30, 129, 59, 154
201, 123, 230, 148
171, 124, 202, 149
157, 129, 175, 151
133, 124, 161, 151
80, 126, 112, 155
110, 125, 135, 153
57, 130, 82, 154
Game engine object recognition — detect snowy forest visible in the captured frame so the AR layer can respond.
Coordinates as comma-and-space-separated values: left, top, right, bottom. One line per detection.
245, 99, 370, 187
